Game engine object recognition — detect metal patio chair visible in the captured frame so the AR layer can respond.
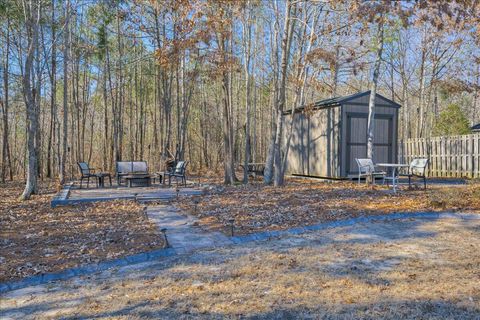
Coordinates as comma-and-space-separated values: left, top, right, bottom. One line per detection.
163, 160, 188, 187
400, 158, 429, 190
355, 158, 386, 185
77, 162, 98, 189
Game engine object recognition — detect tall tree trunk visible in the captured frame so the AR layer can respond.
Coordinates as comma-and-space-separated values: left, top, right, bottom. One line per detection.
263, 1, 280, 185
417, 28, 427, 138
34, 12, 42, 180
366, 21, 385, 161
59, 0, 69, 185
102, 61, 108, 170
2, 17, 12, 182
281, 5, 318, 179
217, 9, 237, 185
20, 0, 41, 200
46, 0, 56, 178
221, 70, 235, 184
273, 0, 295, 187
242, 1, 252, 184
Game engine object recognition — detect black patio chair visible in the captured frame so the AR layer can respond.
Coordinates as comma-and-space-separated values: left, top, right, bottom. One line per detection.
163, 161, 188, 187
77, 162, 98, 189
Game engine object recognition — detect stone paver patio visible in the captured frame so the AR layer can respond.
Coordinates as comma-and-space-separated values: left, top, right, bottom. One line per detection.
52, 183, 205, 207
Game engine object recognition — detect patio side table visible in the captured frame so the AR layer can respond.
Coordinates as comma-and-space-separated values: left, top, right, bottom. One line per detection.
96, 172, 112, 188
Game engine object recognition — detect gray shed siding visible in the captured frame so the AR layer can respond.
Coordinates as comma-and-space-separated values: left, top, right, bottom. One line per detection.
283, 106, 341, 177
284, 92, 400, 179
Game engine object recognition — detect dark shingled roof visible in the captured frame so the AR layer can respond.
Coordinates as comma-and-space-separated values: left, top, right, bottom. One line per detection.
283, 90, 401, 115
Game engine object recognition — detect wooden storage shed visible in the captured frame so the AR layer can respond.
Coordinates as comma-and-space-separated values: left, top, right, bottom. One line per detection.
283, 91, 401, 178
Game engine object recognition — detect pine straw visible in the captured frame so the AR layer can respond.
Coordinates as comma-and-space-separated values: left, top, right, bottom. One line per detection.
0, 180, 163, 282
177, 178, 480, 235
2, 217, 479, 318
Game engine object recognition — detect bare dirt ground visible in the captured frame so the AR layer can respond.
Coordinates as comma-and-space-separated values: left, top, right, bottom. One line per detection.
1, 215, 479, 319
177, 177, 480, 235
0, 181, 164, 282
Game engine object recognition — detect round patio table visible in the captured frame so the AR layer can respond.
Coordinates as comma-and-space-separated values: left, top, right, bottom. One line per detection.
376, 163, 409, 193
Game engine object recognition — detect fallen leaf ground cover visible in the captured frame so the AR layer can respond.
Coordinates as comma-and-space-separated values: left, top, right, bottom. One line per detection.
2, 217, 479, 319
0, 180, 164, 282
178, 178, 480, 235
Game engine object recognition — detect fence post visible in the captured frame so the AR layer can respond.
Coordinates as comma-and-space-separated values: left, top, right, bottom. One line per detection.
402, 134, 480, 178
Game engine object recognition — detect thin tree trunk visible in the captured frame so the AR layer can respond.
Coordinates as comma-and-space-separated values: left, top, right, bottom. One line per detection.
366, 21, 385, 161
59, 0, 69, 185
34, 12, 42, 180
242, 1, 252, 184
417, 28, 427, 138
46, 1, 56, 178
101, 71, 108, 170
2, 17, 12, 182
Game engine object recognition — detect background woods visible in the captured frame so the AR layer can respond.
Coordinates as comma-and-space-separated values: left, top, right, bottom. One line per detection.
0, 0, 479, 196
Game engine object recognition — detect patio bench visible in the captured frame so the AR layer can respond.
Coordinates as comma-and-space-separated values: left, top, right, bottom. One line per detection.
239, 163, 266, 177
116, 161, 148, 185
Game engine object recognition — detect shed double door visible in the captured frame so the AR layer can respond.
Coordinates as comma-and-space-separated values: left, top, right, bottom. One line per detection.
346, 113, 393, 175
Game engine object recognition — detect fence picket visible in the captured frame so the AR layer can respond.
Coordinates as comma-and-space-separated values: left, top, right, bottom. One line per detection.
400, 134, 480, 178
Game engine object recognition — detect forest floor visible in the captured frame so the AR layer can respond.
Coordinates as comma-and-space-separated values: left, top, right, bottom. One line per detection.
177, 177, 480, 236
2, 176, 479, 284
2, 215, 479, 319
0, 181, 164, 282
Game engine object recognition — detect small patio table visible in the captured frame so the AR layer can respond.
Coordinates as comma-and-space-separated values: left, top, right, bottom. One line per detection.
376, 163, 409, 193
95, 172, 112, 188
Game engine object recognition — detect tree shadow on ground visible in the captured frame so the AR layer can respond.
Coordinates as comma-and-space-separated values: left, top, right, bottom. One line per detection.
2, 216, 479, 319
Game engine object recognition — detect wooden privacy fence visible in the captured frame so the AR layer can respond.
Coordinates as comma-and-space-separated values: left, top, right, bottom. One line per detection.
399, 134, 480, 178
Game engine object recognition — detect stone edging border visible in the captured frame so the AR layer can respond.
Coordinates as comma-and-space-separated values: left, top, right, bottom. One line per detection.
0, 247, 177, 294
1, 211, 479, 294
230, 211, 480, 243
51, 182, 74, 207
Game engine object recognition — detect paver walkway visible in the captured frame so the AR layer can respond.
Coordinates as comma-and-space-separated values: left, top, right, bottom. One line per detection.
146, 205, 232, 253
2, 214, 479, 319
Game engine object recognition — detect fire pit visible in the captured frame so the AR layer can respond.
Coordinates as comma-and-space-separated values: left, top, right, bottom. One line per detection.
124, 174, 152, 187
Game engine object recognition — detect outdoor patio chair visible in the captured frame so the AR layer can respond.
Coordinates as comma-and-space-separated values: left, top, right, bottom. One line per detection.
400, 158, 429, 190
355, 158, 386, 185
163, 160, 188, 187
77, 162, 98, 189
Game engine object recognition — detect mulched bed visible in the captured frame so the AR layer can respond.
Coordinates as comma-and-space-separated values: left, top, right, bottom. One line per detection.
0, 180, 164, 282
177, 178, 480, 236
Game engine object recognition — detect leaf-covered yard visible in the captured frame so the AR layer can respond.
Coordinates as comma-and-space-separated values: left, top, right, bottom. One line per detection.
2, 177, 479, 284
177, 178, 480, 235
2, 215, 479, 319
0, 181, 164, 282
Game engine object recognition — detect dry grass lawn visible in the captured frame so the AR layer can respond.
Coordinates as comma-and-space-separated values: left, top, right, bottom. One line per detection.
178, 178, 480, 235
2, 216, 479, 319
0, 181, 164, 282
